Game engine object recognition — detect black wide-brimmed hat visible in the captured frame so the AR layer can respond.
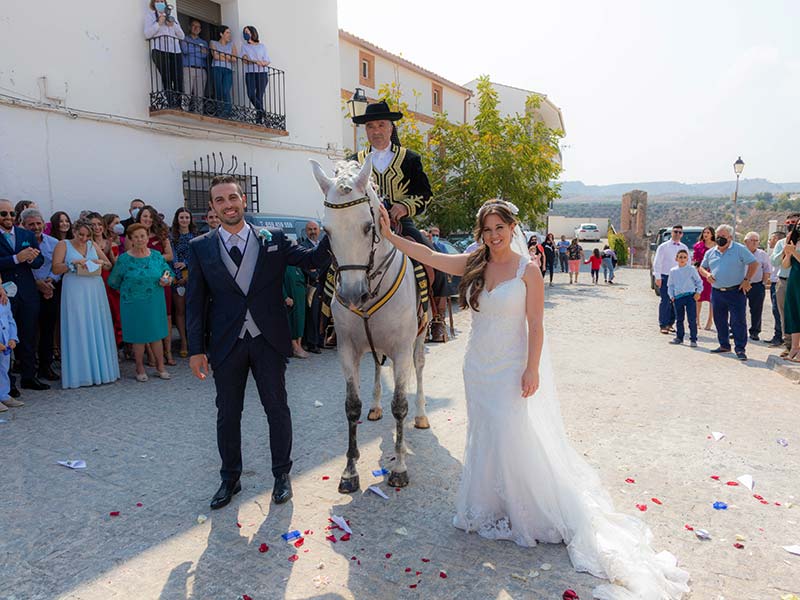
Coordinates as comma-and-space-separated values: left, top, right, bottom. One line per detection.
352, 100, 403, 124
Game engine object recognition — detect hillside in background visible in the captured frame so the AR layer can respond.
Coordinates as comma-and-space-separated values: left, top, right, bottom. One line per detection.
559, 178, 800, 201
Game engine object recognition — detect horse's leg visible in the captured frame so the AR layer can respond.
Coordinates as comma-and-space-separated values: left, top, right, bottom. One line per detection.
339, 346, 362, 494
367, 360, 383, 421
412, 332, 429, 429
387, 351, 411, 488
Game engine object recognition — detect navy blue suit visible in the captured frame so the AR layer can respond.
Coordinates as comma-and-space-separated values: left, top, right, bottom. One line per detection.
0, 227, 45, 385
187, 226, 331, 482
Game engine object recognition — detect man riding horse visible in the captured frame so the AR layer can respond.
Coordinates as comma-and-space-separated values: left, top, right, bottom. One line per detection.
348, 101, 448, 341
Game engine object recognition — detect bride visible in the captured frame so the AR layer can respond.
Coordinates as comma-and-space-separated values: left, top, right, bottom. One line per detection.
378, 200, 690, 600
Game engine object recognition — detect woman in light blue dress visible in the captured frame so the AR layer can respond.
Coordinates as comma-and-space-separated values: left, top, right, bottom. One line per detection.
51, 219, 120, 389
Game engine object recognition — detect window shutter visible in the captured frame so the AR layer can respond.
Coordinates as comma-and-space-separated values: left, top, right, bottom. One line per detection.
177, 0, 221, 24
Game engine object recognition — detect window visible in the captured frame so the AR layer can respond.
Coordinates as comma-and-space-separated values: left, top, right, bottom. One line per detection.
358, 51, 375, 89
432, 83, 443, 113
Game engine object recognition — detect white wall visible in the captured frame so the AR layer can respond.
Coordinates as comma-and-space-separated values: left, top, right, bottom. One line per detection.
0, 0, 342, 220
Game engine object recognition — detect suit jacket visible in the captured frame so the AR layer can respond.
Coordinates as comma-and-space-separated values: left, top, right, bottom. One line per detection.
187, 225, 331, 368
0, 227, 45, 301
299, 236, 330, 285
350, 144, 432, 218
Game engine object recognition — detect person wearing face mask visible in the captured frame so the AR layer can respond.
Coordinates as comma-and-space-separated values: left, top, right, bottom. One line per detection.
121, 199, 145, 234
144, 0, 185, 109
21, 208, 61, 382
103, 213, 124, 348
698, 224, 758, 361
240, 26, 270, 124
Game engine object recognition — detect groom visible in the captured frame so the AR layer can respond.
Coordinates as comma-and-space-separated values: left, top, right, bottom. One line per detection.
187, 175, 331, 510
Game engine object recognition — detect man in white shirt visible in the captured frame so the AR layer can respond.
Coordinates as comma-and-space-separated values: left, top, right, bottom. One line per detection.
652, 225, 688, 333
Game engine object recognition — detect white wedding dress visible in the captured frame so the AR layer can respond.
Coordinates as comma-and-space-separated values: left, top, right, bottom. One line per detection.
453, 253, 690, 600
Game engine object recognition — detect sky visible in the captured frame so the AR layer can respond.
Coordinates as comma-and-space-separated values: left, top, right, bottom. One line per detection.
337, 0, 800, 185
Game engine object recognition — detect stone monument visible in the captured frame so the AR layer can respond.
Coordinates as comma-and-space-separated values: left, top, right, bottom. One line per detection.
620, 190, 648, 266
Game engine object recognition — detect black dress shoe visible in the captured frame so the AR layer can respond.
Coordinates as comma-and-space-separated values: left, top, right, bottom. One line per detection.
210, 480, 241, 510
305, 345, 322, 354
736, 352, 748, 361
8, 387, 20, 398
750, 334, 760, 341
272, 473, 293, 504
21, 378, 50, 391
710, 346, 732, 353
38, 369, 60, 382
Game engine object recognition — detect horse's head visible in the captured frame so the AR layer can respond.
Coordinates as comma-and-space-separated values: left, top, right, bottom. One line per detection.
310, 156, 382, 308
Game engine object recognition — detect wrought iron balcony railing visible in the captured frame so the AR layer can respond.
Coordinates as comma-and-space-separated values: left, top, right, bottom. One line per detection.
147, 35, 286, 132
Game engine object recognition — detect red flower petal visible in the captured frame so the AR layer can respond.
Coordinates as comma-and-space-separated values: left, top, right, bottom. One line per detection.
421, 558, 430, 563
236, 522, 242, 528
651, 498, 663, 505
304, 529, 313, 535
322, 476, 330, 480
684, 524, 694, 531
733, 543, 744, 549
725, 481, 739, 486
395, 488, 402, 492
340, 533, 351, 541
243, 595, 253, 600
760, 499, 769, 504
357, 420, 363, 424
405, 567, 412, 573
385, 553, 392, 559
415, 571, 421, 576
136, 502, 143, 507
258, 543, 269, 553
753, 494, 764, 500
636, 504, 647, 512
303, 549, 309, 553
439, 571, 448, 579
625, 478, 635, 484
775, 502, 782, 506
294, 538, 305, 547
563, 590, 580, 600
352, 556, 357, 561
409, 584, 417, 589
325, 535, 337, 543
357, 560, 361, 565
288, 554, 299, 562
710, 475, 720, 480
109, 511, 120, 517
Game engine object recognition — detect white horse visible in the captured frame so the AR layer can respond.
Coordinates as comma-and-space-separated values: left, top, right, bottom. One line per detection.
310, 156, 428, 493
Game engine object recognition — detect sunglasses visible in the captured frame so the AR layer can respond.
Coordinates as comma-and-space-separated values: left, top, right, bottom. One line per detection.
672, 230, 683, 234
0, 211, 16, 218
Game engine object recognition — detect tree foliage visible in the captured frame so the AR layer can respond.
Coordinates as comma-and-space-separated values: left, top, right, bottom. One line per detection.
371, 76, 564, 233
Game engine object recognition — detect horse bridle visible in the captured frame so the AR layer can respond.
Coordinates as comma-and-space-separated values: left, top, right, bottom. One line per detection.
323, 196, 398, 306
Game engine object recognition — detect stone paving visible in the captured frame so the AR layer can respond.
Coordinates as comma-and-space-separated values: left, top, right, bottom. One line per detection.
1, 268, 799, 600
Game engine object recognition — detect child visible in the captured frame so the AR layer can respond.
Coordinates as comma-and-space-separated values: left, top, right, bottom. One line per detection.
0, 295, 19, 412
667, 249, 703, 347
584, 248, 603, 284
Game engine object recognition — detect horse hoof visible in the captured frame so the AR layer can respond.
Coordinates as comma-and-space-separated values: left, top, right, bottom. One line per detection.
367, 407, 383, 421
388, 470, 409, 488
414, 415, 430, 429
338, 475, 360, 494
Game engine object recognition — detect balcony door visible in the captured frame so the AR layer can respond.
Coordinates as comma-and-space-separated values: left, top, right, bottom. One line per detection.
176, 0, 222, 42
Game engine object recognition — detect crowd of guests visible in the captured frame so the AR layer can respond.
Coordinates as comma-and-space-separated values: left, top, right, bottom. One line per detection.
144, 1, 272, 123
652, 217, 800, 362
0, 195, 332, 412
527, 233, 617, 286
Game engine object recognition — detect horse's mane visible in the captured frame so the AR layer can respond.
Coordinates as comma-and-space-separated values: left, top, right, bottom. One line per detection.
332, 160, 379, 201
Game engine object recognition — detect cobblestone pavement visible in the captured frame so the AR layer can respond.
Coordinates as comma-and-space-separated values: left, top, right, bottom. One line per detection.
1, 268, 798, 600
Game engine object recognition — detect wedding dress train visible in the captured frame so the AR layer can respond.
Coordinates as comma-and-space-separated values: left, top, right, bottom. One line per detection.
453, 254, 690, 600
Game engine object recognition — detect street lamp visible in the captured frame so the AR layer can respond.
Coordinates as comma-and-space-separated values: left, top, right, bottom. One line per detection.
346, 88, 368, 119
732, 156, 745, 241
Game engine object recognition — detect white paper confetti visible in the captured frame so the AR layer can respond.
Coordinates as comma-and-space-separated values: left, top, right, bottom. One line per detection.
330, 514, 352, 534
57, 460, 86, 469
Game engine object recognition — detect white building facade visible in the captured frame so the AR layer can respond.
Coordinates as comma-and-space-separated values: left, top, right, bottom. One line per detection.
339, 30, 472, 154
0, 0, 343, 222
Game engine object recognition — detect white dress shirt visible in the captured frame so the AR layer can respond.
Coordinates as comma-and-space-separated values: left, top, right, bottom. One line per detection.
218, 222, 251, 254
371, 146, 395, 173
652, 239, 689, 277
749, 248, 772, 283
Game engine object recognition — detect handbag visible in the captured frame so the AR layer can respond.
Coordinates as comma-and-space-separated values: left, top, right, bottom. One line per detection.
75, 262, 102, 277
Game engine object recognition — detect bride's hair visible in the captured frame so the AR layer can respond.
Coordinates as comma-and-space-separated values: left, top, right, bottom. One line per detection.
458, 200, 518, 311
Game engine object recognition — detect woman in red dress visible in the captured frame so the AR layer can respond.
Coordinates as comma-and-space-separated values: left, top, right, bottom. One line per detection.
129, 206, 175, 365
693, 226, 716, 330
102, 213, 124, 347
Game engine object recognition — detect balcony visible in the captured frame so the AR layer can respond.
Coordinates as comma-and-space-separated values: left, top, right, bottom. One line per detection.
147, 36, 287, 135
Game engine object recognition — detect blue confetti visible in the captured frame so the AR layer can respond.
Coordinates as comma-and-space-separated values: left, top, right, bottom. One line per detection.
372, 468, 389, 477
281, 530, 301, 541
713, 501, 728, 510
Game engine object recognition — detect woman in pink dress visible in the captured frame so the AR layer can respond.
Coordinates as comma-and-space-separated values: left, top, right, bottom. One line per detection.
693, 226, 716, 330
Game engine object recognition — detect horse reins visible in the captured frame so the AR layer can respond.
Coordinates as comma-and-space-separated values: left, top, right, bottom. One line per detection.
324, 196, 406, 365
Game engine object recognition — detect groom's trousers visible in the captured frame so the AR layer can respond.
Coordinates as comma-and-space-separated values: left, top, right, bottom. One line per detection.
213, 332, 292, 483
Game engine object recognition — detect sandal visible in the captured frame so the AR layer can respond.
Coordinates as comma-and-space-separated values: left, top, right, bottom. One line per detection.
157, 371, 171, 380
179, 350, 188, 358
165, 355, 177, 366
136, 373, 149, 382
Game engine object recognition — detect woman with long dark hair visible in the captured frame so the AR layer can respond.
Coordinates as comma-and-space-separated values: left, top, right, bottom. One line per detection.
693, 226, 716, 330
170, 207, 197, 357
49, 211, 74, 241
542, 233, 556, 286
374, 200, 690, 599
210, 26, 236, 118
240, 25, 271, 124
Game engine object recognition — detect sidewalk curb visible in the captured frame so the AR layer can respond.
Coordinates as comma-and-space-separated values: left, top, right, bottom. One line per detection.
766, 354, 800, 383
